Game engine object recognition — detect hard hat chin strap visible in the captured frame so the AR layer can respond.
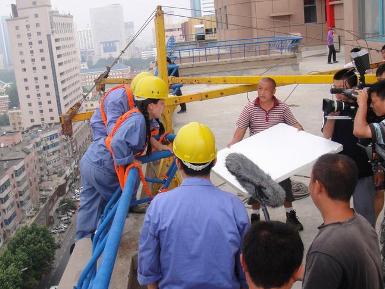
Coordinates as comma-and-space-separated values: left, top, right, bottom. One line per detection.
181, 160, 211, 171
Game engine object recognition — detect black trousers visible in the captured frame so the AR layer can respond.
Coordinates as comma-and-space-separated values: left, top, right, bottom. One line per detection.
328, 44, 336, 63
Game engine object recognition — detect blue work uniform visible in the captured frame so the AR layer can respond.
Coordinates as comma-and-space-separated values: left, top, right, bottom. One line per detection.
138, 177, 249, 289
90, 87, 131, 141
76, 112, 146, 240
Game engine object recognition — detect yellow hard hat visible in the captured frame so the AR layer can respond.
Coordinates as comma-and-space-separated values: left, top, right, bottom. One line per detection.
130, 72, 152, 93
173, 122, 217, 167
134, 76, 168, 100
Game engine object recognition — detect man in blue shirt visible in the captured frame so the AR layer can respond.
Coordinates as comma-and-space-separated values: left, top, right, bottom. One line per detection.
138, 122, 249, 289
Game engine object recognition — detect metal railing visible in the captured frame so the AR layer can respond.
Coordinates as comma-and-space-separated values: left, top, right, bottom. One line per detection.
173, 36, 302, 64
75, 135, 176, 289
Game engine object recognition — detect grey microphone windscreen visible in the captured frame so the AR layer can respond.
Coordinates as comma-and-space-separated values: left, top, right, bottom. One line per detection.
225, 153, 285, 208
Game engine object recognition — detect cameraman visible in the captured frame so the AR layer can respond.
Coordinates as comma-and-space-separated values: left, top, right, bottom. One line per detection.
323, 69, 376, 227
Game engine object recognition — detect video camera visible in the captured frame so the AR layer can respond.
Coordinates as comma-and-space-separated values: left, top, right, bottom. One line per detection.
322, 48, 371, 118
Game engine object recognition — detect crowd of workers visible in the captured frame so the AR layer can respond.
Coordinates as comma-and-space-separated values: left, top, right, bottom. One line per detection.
73, 52, 385, 288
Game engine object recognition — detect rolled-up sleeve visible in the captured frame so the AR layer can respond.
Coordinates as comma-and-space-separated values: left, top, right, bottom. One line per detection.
110, 115, 146, 166
138, 202, 162, 285
369, 121, 385, 146
236, 104, 251, 129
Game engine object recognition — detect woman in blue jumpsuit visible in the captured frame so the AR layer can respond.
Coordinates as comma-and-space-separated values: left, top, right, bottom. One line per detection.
76, 76, 168, 240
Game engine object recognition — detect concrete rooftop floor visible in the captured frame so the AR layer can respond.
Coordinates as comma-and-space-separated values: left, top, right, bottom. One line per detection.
172, 47, 382, 289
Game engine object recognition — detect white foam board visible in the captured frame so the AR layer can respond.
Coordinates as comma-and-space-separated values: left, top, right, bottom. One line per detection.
213, 123, 343, 193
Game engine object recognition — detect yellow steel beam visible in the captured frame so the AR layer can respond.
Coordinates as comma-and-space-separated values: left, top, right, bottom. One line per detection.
164, 84, 258, 106
70, 111, 95, 122
169, 74, 378, 85
155, 6, 168, 86
99, 78, 131, 85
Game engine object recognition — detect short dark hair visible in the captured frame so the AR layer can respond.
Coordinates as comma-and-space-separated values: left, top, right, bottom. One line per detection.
333, 68, 357, 88
242, 221, 303, 288
260, 77, 276, 89
368, 80, 385, 100
312, 154, 358, 201
178, 159, 214, 177
381, 44, 385, 52
376, 64, 385, 78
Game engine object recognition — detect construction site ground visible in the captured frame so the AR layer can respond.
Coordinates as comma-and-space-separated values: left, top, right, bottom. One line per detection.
60, 46, 384, 289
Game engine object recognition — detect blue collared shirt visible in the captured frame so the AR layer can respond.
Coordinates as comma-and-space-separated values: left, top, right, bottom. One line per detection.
138, 177, 249, 289
83, 112, 146, 170
90, 87, 131, 141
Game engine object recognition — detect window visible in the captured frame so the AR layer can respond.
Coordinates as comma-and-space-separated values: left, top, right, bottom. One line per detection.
42, 65, 46, 69
44, 76, 48, 80
48, 100, 51, 104
15, 26, 19, 30
32, 67, 36, 71
26, 24, 30, 29
40, 118, 44, 121
38, 101, 42, 105
28, 41, 32, 45
23, 78, 27, 82
45, 84, 49, 88
34, 77, 38, 81
35, 85, 39, 89
16, 34, 20, 39
47, 93, 51, 96
50, 117, 54, 121
39, 110, 43, 113
18, 43, 22, 47
27, 32, 31, 37
26, 94, 30, 99
39, 49, 44, 53
37, 32, 41, 36
34, 14, 38, 18
25, 86, 29, 91
38, 40, 42, 44
49, 109, 53, 112
31, 58, 35, 62
37, 93, 41, 97
360, 0, 385, 39
30, 50, 33, 54
22, 68, 26, 72
32, 1, 37, 5
29, 111, 33, 115
28, 103, 32, 107
20, 59, 25, 64
31, 119, 34, 123
36, 23, 40, 27
304, 0, 317, 23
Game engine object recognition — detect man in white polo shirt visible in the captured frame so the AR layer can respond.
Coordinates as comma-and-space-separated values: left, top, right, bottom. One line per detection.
228, 77, 304, 230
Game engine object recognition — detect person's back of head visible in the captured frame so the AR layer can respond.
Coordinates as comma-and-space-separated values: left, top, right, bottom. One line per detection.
241, 221, 303, 289
311, 154, 358, 202
173, 122, 217, 177
333, 68, 357, 88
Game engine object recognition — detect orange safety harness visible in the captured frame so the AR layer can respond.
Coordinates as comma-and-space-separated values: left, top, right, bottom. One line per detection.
101, 85, 152, 197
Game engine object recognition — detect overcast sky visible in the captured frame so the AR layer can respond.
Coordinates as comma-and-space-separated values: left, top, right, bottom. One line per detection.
1, 0, 192, 45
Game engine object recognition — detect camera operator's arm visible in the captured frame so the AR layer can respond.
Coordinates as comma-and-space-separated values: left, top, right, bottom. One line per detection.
353, 90, 372, 138
322, 112, 339, 139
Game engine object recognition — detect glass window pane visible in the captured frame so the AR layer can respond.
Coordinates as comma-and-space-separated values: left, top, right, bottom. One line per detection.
363, 0, 379, 38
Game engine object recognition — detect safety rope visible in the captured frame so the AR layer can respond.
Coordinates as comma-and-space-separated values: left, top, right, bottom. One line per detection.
124, 161, 153, 198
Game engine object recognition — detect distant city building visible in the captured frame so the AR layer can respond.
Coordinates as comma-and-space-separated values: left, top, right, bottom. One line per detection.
201, 0, 215, 16
8, 109, 22, 131
141, 48, 156, 60
190, 0, 202, 17
80, 63, 131, 88
124, 21, 135, 59
90, 4, 125, 60
0, 95, 9, 113
7, 0, 82, 130
77, 28, 94, 50
165, 24, 185, 42
0, 16, 12, 69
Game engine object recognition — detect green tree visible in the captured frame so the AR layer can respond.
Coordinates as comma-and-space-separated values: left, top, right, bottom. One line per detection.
57, 198, 76, 214
0, 263, 23, 289
6, 83, 19, 108
0, 113, 10, 126
1, 224, 56, 289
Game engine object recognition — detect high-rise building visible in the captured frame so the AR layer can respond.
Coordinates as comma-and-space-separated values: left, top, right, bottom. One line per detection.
6, 0, 82, 130
90, 4, 125, 60
0, 16, 12, 69
77, 28, 94, 50
190, 0, 202, 17
201, 0, 215, 16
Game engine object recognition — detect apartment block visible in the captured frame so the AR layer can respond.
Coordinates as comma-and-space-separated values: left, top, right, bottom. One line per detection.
0, 95, 9, 113
8, 109, 23, 131
6, 0, 82, 130
80, 63, 131, 88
